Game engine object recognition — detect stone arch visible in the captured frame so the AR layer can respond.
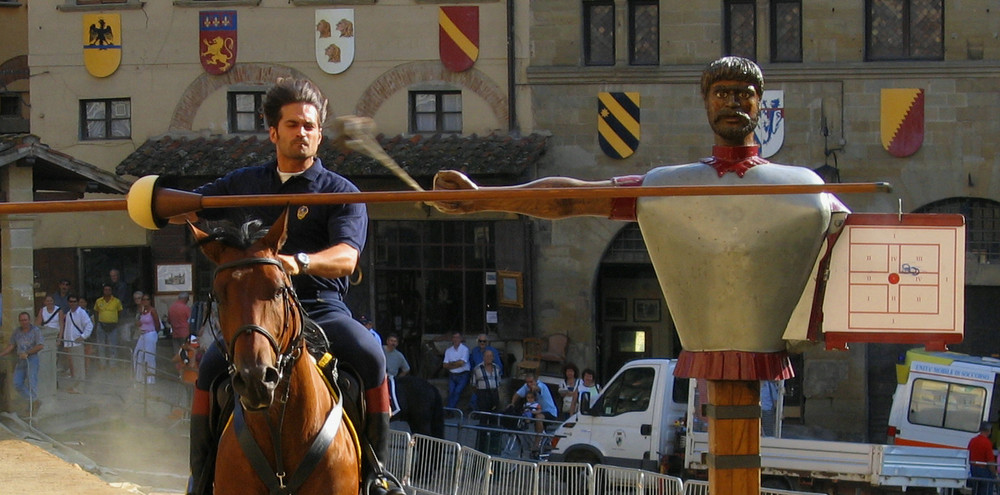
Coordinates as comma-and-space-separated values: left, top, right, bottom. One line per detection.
0, 55, 29, 88
354, 61, 508, 127
914, 196, 1000, 261
168, 63, 309, 131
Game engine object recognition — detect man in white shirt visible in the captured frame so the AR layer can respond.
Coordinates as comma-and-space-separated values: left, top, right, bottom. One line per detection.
442, 332, 470, 409
62, 295, 94, 394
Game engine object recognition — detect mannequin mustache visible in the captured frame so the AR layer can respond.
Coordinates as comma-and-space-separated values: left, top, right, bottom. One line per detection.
715, 110, 751, 122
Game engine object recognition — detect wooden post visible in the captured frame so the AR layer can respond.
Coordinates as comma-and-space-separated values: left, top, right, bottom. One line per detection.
706, 380, 761, 495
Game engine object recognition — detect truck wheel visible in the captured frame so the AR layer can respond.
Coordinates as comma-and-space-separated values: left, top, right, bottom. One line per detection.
565, 449, 600, 466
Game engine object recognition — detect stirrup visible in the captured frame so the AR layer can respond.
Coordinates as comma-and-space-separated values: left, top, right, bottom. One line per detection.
364, 472, 404, 495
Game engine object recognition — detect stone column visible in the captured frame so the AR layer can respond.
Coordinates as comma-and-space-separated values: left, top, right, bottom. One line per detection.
2, 164, 53, 408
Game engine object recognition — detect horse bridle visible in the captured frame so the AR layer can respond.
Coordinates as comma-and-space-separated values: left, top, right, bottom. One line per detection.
213, 255, 349, 494
212, 256, 303, 382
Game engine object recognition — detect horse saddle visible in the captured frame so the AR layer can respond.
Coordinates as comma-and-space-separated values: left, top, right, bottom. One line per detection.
207, 351, 367, 447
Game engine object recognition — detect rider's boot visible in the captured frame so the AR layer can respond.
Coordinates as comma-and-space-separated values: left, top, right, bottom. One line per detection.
363, 381, 405, 495
188, 388, 216, 495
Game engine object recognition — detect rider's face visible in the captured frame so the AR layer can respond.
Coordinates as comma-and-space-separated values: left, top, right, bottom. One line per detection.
270, 102, 323, 166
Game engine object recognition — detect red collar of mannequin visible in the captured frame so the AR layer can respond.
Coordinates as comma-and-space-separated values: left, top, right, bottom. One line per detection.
701, 145, 769, 177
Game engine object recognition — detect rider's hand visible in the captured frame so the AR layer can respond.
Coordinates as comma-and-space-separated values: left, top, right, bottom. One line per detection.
429, 171, 478, 213
277, 254, 299, 275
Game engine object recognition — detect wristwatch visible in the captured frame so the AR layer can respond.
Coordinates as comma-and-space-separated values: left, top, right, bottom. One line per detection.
294, 252, 311, 274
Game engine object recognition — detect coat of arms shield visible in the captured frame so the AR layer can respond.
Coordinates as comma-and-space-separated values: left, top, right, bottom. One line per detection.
598, 92, 640, 160
199, 11, 237, 75
754, 90, 784, 158
83, 14, 121, 78
881, 88, 924, 158
439, 6, 479, 72
316, 9, 354, 75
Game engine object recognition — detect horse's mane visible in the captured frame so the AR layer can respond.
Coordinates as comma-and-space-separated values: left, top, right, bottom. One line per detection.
196, 219, 270, 250
197, 219, 331, 354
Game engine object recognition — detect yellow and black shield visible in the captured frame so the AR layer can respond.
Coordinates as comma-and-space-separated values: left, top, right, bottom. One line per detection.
83, 14, 121, 78
598, 92, 640, 159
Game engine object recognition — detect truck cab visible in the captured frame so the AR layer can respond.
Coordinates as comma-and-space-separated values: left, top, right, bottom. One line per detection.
888, 348, 1000, 449
548, 359, 689, 471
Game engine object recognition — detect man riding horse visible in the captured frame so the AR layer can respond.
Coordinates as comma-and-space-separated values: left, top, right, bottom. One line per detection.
179, 78, 403, 495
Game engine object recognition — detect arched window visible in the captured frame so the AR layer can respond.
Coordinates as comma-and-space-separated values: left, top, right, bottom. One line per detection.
915, 197, 1000, 263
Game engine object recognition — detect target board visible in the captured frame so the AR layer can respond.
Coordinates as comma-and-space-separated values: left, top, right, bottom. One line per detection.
823, 213, 966, 351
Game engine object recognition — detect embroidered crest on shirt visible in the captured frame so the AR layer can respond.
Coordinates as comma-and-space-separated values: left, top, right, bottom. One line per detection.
297, 205, 309, 220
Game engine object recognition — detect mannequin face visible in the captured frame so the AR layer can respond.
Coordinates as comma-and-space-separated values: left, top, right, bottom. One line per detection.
704, 80, 761, 146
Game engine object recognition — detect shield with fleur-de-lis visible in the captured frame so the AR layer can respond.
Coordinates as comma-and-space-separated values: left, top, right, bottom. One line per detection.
199, 11, 237, 75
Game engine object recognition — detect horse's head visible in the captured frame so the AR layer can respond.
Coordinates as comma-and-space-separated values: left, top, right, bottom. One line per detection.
192, 210, 302, 411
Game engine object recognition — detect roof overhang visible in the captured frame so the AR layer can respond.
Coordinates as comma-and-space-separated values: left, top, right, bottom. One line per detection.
0, 134, 131, 200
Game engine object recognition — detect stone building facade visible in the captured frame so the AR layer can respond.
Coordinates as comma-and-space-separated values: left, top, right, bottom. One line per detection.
3, 1, 1000, 441
523, 1, 1000, 440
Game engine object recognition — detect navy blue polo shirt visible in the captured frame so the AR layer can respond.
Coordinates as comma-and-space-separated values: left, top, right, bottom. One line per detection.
195, 158, 368, 298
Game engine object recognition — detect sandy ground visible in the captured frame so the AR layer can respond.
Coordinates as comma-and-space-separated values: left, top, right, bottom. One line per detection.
0, 348, 190, 495
0, 435, 140, 495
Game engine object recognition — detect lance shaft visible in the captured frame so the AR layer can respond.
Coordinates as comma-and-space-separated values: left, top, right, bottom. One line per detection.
0, 182, 890, 216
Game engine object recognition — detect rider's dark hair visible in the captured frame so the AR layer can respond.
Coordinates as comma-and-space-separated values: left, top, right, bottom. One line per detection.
261, 78, 328, 129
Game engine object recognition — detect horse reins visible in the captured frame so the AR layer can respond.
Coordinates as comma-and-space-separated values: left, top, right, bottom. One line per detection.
212, 255, 345, 494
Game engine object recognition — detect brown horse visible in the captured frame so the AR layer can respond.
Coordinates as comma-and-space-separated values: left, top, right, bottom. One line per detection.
193, 211, 360, 495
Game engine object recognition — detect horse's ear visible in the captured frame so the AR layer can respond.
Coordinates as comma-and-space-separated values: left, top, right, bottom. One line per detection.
190, 221, 225, 265
262, 207, 290, 253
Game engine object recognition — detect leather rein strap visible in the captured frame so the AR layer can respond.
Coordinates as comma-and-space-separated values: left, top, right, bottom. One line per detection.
233, 382, 345, 495
214, 255, 343, 494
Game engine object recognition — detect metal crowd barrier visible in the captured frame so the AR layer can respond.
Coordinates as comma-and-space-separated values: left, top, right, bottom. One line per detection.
387, 431, 682, 495
594, 464, 683, 495
388, 431, 826, 495
968, 473, 1000, 495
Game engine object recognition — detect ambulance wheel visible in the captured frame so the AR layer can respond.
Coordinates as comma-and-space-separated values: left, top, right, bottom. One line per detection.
565, 449, 600, 466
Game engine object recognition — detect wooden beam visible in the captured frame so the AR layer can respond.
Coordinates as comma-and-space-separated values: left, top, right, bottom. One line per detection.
707, 380, 761, 495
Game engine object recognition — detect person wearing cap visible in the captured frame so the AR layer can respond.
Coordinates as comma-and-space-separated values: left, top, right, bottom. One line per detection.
360, 314, 381, 346
169, 292, 192, 356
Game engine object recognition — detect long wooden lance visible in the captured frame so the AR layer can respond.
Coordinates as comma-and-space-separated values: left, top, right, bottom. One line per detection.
0, 178, 891, 229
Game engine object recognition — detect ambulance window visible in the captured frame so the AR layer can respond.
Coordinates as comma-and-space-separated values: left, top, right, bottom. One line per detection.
672, 378, 690, 404
908, 379, 987, 432
594, 367, 655, 416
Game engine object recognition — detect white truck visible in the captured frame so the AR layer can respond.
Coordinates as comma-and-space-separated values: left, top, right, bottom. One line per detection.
549, 358, 970, 493
888, 348, 1000, 450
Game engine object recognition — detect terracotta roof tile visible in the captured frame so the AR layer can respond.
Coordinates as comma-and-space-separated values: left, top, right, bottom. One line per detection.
116, 132, 548, 181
